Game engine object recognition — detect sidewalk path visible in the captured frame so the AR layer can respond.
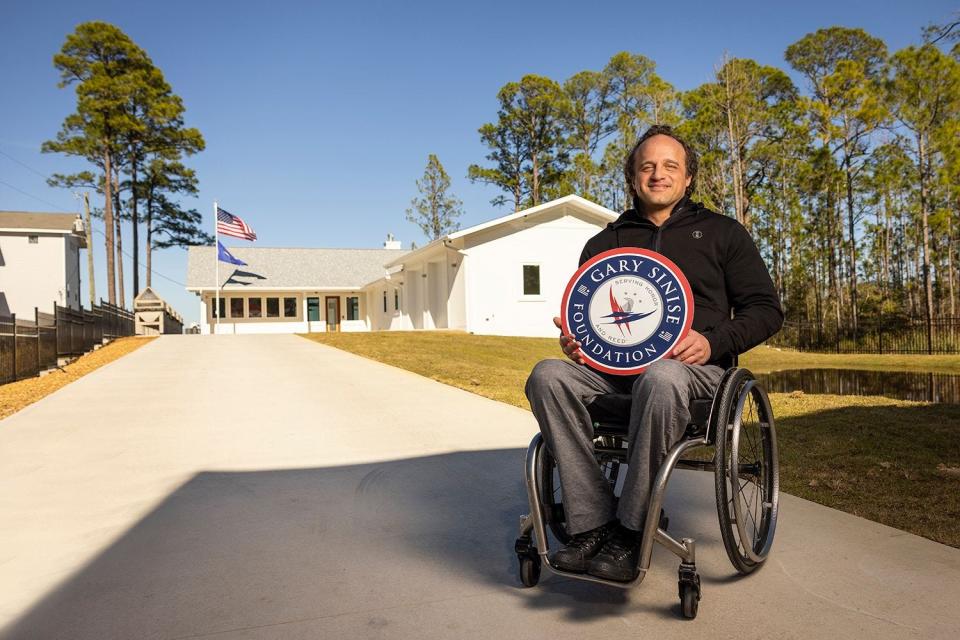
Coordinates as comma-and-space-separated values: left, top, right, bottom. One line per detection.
0, 334, 957, 639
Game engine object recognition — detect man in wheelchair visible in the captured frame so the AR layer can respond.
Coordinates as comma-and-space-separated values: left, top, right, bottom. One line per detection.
525, 125, 783, 582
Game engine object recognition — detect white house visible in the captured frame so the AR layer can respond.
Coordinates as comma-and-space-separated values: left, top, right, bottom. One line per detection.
0, 211, 87, 318
185, 195, 618, 337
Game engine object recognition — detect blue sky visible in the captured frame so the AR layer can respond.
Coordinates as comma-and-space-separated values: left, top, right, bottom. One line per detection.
1, 0, 955, 324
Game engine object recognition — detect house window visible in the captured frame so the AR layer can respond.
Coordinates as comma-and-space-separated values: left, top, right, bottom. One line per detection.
230, 298, 244, 318
284, 297, 297, 317
394, 289, 399, 310
523, 265, 541, 296
212, 297, 226, 318
383, 291, 387, 313
266, 297, 280, 318
28, 235, 39, 244
248, 297, 262, 318
347, 296, 359, 321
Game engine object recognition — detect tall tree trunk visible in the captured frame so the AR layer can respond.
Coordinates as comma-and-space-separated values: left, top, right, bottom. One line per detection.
949, 205, 957, 317
113, 173, 125, 310
145, 192, 153, 289
882, 189, 891, 298
131, 157, 139, 298
843, 150, 859, 337
723, 63, 746, 229
103, 148, 116, 305
918, 133, 934, 353
531, 150, 540, 207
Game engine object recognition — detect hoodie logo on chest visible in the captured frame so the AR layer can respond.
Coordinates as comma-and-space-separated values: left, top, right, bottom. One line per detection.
692, 230, 703, 239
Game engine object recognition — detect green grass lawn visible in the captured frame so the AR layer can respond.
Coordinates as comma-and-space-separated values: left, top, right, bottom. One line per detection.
301, 331, 960, 548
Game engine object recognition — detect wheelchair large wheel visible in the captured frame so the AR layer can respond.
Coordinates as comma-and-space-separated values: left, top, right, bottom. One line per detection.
713, 368, 779, 574
538, 446, 572, 545
538, 442, 623, 546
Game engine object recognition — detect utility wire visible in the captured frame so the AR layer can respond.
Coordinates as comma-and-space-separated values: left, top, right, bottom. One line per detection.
0, 179, 77, 213
0, 149, 56, 181
0, 152, 188, 288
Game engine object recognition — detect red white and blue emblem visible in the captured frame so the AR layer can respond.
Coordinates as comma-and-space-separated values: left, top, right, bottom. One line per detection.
561, 248, 694, 375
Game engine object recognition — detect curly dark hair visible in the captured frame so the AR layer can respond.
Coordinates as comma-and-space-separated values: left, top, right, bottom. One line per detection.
624, 124, 698, 210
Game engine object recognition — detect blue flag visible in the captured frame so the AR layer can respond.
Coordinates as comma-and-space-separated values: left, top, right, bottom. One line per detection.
217, 241, 247, 266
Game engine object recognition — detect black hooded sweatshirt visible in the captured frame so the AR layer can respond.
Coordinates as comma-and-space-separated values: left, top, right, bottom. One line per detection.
579, 197, 783, 369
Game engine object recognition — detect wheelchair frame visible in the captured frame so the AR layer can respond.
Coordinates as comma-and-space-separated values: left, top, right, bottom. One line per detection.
515, 367, 779, 619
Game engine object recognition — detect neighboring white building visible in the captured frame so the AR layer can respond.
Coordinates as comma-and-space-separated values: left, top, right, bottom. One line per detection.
0, 211, 87, 318
185, 195, 618, 337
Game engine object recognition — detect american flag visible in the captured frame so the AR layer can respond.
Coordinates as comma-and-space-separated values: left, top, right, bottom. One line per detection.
216, 207, 257, 241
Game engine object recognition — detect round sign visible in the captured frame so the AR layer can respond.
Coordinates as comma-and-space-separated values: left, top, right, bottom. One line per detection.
560, 248, 694, 375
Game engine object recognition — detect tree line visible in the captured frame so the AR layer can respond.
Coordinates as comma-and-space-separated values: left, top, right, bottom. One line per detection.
44, 22, 209, 308
467, 19, 960, 343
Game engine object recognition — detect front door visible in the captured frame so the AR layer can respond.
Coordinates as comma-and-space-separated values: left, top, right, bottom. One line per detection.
307, 297, 320, 322
325, 296, 340, 332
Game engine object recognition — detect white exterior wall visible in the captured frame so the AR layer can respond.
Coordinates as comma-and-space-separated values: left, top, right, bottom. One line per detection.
446, 253, 467, 330
462, 213, 601, 337
0, 231, 80, 318
381, 246, 463, 333
365, 281, 407, 331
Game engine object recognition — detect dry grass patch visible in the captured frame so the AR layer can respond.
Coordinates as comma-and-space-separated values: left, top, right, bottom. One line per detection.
0, 337, 156, 421
303, 330, 960, 547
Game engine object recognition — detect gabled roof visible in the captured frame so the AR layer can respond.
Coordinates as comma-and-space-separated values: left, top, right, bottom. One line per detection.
0, 211, 84, 233
448, 194, 616, 240
134, 286, 162, 302
385, 194, 617, 268
185, 246, 408, 290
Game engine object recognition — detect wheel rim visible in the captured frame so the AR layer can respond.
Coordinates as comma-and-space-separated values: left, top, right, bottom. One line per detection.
728, 380, 779, 564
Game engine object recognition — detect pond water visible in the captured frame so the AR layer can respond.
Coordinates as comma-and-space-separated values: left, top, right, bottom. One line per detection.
755, 368, 960, 404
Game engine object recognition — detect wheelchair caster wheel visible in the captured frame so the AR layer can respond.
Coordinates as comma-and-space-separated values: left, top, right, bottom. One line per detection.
680, 581, 699, 619
515, 537, 541, 587
518, 552, 541, 587
678, 564, 700, 619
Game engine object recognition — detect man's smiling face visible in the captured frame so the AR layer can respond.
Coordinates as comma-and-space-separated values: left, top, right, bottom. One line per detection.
631, 134, 692, 212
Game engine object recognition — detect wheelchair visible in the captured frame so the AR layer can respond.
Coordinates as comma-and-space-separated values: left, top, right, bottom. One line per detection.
514, 366, 779, 619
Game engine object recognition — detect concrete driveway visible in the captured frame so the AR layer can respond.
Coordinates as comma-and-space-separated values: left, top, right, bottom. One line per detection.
0, 334, 958, 639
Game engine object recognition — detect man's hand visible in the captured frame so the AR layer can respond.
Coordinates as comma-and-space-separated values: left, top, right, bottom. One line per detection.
671, 330, 711, 365
553, 317, 586, 365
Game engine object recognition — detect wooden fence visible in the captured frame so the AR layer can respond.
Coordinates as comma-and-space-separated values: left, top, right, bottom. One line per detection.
0, 301, 135, 385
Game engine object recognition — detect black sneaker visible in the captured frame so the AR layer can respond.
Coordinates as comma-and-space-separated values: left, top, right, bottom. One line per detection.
587, 527, 640, 582
550, 523, 614, 573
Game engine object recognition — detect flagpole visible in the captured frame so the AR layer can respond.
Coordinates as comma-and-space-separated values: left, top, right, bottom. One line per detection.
214, 200, 219, 334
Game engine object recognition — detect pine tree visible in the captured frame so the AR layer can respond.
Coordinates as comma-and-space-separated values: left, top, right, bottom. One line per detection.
406, 155, 464, 241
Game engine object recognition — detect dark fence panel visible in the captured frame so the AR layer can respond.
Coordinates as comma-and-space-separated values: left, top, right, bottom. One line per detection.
96, 300, 134, 340
770, 315, 960, 354
55, 305, 88, 356
38, 311, 57, 370
15, 319, 39, 380
1, 301, 135, 386
0, 315, 14, 385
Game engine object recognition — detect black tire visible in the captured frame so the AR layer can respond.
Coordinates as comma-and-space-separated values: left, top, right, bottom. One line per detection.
519, 553, 541, 587
713, 368, 780, 574
680, 581, 699, 619
538, 446, 572, 545
539, 444, 623, 545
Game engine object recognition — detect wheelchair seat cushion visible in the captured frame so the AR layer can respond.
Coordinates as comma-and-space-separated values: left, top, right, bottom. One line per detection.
587, 394, 712, 436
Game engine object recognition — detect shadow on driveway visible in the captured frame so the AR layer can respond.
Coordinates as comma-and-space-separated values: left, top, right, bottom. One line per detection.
1, 449, 731, 639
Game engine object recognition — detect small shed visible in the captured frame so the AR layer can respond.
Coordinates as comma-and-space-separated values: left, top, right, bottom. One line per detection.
134, 287, 183, 335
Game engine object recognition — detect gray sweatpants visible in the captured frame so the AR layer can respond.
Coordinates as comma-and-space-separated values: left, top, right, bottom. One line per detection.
525, 358, 724, 534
